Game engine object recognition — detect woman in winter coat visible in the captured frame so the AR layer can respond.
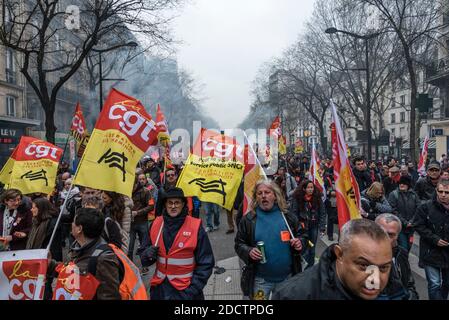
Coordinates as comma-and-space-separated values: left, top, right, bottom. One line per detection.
289, 179, 326, 270
26, 197, 62, 300
101, 191, 132, 251
0, 189, 32, 251
360, 182, 393, 220
26, 197, 62, 260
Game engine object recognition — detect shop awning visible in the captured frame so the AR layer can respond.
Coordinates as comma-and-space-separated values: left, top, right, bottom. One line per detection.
402, 138, 436, 149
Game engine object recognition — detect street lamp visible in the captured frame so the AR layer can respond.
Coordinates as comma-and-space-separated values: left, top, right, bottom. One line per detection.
325, 27, 380, 160
92, 41, 138, 111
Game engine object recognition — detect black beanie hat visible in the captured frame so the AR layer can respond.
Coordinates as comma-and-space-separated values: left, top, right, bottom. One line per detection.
398, 175, 412, 188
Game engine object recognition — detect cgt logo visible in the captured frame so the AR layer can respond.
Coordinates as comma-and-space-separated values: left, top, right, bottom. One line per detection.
25, 143, 59, 159
2, 260, 46, 300
202, 137, 243, 159
72, 115, 85, 135
109, 104, 156, 142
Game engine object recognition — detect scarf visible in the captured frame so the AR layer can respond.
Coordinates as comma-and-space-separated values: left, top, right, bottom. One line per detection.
304, 194, 313, 203
2, 208, 17, 237
392, 174, 401, 184
26, 217, 51, 249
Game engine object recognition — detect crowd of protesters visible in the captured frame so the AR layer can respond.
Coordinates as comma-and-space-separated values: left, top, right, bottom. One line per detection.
2, 149, 449, 301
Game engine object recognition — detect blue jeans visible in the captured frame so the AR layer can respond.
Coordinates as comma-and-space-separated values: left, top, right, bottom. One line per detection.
128, 222, 149, 261
304, 225, 318, 269
397, 231, 413, 254
424, 265, 449, 300
205, 202, 220, 229
252, 276, 287, 300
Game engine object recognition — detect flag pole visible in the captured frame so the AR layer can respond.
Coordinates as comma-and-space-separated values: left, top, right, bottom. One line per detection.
46, 184, 74, 251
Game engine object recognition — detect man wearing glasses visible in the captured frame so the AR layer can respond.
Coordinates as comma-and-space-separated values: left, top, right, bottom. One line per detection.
415, 162, 441, 202
155, 168, 178, 216
414, 178, 449, 300
139, 187, 215, 300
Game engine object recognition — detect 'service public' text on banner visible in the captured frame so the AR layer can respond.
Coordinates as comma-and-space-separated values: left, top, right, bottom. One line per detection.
177, 129, 244, 210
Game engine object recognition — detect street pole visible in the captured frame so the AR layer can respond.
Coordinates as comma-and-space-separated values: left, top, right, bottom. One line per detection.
99, 51, 103, 112
365, 38, 372, 161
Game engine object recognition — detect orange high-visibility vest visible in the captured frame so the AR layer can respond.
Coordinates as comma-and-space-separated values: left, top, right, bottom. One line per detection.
108, 244, 148, 300
150, 215, 201, 290
53, 244, 148, 300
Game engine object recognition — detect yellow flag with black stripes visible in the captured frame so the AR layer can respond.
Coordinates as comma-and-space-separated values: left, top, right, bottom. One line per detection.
73, 89, 158, 197
177, 129, 244, 210
0, 137, 62, 194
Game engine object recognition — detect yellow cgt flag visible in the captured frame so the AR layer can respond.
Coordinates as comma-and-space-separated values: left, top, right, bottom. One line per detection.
0, 137, 63, 195
177, 129, 244, 210
0, 146, 18, 187
73, 89, 158, 197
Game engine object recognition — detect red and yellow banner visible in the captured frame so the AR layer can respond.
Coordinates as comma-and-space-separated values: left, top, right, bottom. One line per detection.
70, 102, 90, 158
243, 142, 265, 215
418, 136, 429, 177
73, 88, 158, 197
156, 104, 170, 147
0, 249, 48, 300
0, 146, 18, 186
177, 129, 244, 210
0, 137, 62, 194
330, 101, 362, 229
309, 140, 325, 198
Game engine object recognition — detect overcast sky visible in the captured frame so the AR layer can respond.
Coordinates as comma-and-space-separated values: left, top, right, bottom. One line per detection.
173, 0, 316, 129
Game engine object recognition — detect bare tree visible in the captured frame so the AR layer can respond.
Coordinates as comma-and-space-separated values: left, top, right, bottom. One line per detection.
359, 0, 445, 161
0, 0, 183, 143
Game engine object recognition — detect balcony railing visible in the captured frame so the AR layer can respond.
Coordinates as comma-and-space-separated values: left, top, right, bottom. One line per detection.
426, 56, 449, 80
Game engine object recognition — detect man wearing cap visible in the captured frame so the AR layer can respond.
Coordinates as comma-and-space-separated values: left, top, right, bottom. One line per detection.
139, 187, 214, 300
144, 158, 161, 189
382, 166, 401, 197
388, 176, 420, 255
414, 162, 441, 202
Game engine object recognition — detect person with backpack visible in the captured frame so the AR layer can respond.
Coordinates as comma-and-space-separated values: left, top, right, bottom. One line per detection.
101, 191, 132, 253
48, 207, 147, 300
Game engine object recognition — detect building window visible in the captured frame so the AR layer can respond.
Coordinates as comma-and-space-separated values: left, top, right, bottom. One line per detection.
6, 96, 16, 117
400, 127, 405, 136
400, 112, 405, 122
5, 49, 16, 84
400, 95, 406, 106
391, 113, 396, 124
391, 128, 396, 136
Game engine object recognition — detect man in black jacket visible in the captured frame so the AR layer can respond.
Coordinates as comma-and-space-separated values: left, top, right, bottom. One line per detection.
271, 219, 392, 300
387, 176, 420, 255
414, 162, 441, 202
144, 158, 161, 189
414, 178, 449, 300
352, 156, 373, 192
375, 214, 419, 300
